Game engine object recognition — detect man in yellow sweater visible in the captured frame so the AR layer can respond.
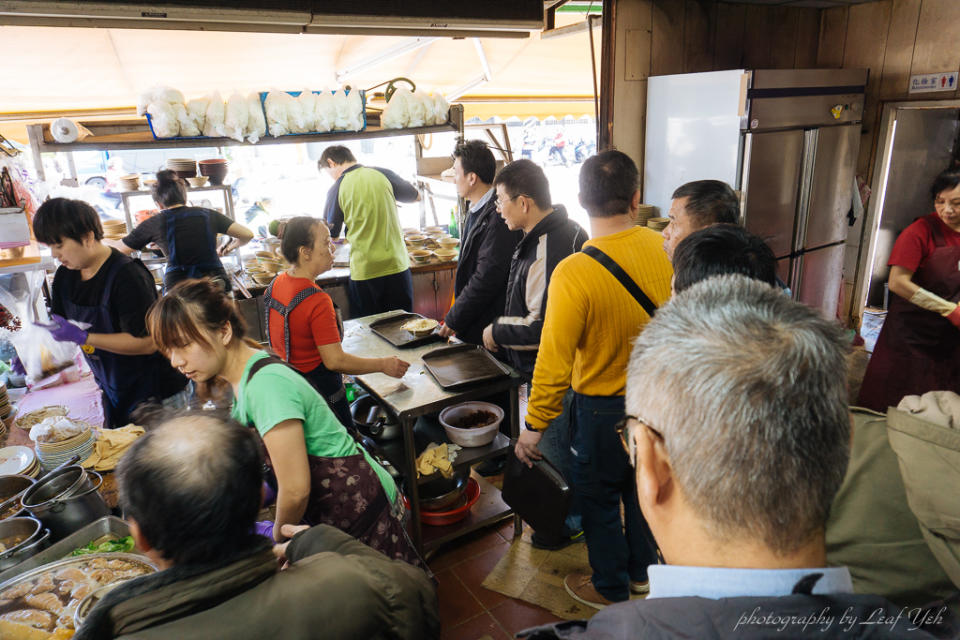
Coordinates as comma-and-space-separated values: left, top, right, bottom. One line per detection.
516, 150, 673, 609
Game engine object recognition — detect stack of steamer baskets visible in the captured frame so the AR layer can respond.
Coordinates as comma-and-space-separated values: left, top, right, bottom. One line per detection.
101, 219, 127, 241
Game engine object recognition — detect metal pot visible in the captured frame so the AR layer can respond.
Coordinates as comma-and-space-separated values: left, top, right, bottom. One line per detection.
21, 469, 109, 541
0, 475, 36, 520
417, 467, 470, 511
0, 517, 50, 571
351, 395, 401, 441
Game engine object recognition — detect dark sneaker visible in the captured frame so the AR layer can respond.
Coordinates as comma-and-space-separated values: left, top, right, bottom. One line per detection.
531, 529, 584, 550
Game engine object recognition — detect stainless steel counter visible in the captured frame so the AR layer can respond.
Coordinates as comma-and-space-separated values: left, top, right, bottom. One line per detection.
343, 311, 522, 553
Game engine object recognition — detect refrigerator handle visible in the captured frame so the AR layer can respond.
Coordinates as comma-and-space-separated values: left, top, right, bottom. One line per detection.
791, 252, 804, 297
738, 132, 753, 227
795, 129, 819, 254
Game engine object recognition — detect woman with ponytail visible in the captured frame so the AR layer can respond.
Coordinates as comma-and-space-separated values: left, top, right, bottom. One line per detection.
115, 169, 253, 292
147, 278, 418, 565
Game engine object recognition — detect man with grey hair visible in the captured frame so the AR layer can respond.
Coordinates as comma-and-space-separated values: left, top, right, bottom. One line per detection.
518, 276, 952, 639
75, 411, 439, 640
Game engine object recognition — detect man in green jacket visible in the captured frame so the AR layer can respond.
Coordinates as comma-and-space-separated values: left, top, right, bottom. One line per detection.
75, 412, 439, 640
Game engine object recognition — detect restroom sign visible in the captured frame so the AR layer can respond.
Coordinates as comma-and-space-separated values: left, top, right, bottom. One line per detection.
909, 72, 958, 93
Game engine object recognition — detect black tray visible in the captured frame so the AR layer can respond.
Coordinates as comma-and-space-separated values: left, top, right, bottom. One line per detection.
369, 313, 442, 348
421, 344, 511, 389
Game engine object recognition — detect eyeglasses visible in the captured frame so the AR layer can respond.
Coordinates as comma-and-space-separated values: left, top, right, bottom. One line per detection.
495, 194, 526, 209
615, 414, 664, 468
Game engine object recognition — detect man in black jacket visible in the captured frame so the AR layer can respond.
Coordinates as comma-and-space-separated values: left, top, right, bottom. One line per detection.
519, 276, 956, 640
439, 140, 522, 345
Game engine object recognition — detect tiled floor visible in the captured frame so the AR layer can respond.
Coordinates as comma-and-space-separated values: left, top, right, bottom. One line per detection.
429, 518, 565, 639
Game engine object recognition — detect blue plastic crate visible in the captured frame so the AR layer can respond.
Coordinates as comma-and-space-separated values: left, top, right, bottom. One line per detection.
258, 89, 367, 137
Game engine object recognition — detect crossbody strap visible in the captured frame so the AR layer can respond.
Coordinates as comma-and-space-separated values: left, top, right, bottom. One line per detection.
582, 245, 658, 318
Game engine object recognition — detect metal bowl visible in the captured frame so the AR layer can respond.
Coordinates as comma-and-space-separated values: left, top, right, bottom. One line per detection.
0, 517, 49, 571
0, 475, 35, 520
351, 395, 401, 441
418, 466, 470, 510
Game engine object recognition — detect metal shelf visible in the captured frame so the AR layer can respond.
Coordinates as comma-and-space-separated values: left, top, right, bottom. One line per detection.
26, 106, 463, 155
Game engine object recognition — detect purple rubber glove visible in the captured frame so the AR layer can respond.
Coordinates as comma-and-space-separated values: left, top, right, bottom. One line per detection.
253, 520, 274, 539
10, 356, 25, 376
46, 314, 88, 346
262, 482, 277, 507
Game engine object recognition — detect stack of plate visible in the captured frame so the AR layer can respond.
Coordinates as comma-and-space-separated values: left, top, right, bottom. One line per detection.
0, 382, 10, 422
647, 217, 669, 232
36, 428, 97, 470
101, 219, 127, 241
0, 445, 39, 477
166, 158, 197, 178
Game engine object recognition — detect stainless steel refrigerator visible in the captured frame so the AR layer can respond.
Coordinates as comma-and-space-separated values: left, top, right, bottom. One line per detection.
644, 68, 867, 317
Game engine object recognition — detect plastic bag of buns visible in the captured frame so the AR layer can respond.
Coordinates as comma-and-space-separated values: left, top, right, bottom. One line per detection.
9, 322, 83, 387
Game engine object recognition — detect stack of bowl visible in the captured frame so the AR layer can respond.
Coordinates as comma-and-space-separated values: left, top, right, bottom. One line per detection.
198, 159, 228, 185
101, 219, 127, 241
166, 159, 197, 178
636, 204, 655, 227
437, 236, 460, 250
434, 248, 457, 263
0, 382, 10, 422
117, 174, 140, 191
405, 234, 427, 249
409, 249, 434, 264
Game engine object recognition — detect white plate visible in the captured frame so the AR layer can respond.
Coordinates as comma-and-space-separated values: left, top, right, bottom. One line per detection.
0, 446, 36, 475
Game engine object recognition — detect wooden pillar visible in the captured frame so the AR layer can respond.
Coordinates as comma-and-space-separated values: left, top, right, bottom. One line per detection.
601, 0, 652, 180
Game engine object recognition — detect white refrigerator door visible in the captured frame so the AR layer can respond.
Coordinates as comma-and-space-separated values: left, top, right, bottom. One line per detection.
644, 70, 747, 216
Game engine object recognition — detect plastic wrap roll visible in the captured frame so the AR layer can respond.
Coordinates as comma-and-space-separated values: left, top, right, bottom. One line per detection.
50, 118, 80, 143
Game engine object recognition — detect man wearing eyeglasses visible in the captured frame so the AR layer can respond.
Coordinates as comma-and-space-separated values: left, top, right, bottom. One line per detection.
482, 159, 587, 549
439, 140, 522, 346
516, 150, 671, 609
519, 275, 952, 639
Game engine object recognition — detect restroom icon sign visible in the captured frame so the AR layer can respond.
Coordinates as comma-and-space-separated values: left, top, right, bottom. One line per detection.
910, 71, 959, 93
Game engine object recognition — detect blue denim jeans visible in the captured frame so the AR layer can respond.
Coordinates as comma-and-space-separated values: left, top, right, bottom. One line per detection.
536, 389, 582, 536
570, 392, 658, 602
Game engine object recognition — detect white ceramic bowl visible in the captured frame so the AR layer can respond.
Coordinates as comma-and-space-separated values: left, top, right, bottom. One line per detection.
438, 401, 503, 448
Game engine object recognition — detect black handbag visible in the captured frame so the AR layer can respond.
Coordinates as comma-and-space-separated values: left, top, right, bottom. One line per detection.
502, 448, 571, 541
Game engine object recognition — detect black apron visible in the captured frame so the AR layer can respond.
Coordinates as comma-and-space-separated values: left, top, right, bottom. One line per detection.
59, 255, 184, 427
263, 279, 351, 428
858, 216, 960, 410
162, 207, 230, 293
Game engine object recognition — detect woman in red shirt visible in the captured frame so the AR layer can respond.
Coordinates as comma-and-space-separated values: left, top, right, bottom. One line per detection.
858, 170, 960, 410
264, 217, 409, 426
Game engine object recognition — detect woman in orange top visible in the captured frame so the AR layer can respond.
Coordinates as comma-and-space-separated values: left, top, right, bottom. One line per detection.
264, 216, 409, 427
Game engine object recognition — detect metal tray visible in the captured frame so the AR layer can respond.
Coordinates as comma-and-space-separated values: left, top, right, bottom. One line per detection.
421, 344, 511, 389
0, 515, 132, 583
369, 312, 442, 348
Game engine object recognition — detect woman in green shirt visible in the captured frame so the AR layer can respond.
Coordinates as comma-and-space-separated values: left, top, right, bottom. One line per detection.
147, 278, 418, 565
